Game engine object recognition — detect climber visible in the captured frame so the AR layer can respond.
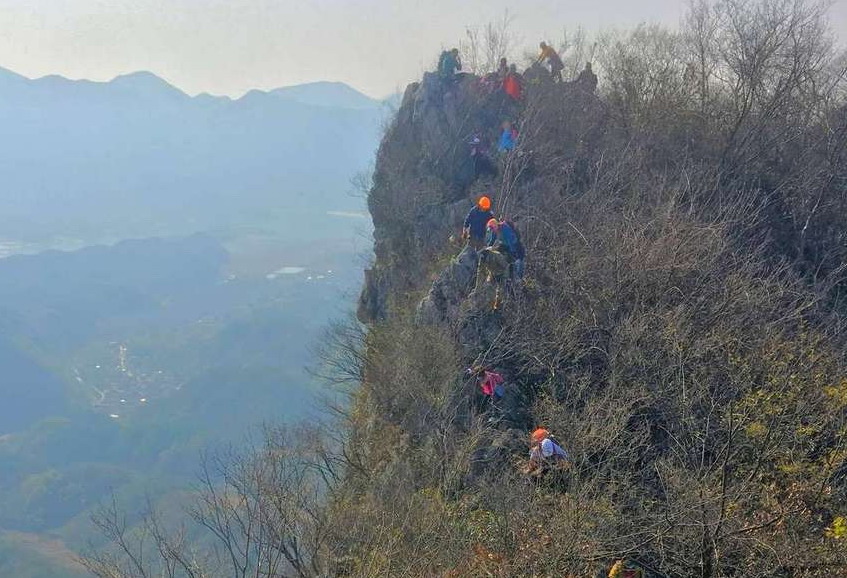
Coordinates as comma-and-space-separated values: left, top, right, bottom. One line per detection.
500, 219, 526, 280
497, 57, 509, 79
438, 48, 462, 83
498, 120, 518, 153
468, 366, 506, 399
526, 427, 569, 476
478, 220, 516, 308
608, 559, 645, 578
475, 244, 510, 309
485, 218, 525, 280
576, 61, 598, 93
536, 41, 565, 82
462, 196, 495, 250
469, 133, 497, 179
503, 64, 523, 101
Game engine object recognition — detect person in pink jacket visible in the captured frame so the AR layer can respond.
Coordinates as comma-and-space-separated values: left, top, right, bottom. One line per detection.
468, 366, 505, 399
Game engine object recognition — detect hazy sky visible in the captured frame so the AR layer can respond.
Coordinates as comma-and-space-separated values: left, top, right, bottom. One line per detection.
1, 0, 845, 98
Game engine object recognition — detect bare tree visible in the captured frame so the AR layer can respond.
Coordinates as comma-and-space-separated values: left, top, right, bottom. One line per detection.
83, 427, 335, 578
460, 11, 517, 75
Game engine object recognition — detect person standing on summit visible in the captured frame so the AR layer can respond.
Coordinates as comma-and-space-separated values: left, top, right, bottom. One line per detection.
497, 57, 509, 80
438, 48, 462, 83
536, 41, 565, 82
463, 196, 495, 250
576, 62, 598, 93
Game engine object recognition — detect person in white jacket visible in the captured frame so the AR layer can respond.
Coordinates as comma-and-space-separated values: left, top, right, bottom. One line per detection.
528, 428, 569, 474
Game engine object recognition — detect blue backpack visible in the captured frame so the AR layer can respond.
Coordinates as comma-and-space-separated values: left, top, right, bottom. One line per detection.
499, 222, 519, 257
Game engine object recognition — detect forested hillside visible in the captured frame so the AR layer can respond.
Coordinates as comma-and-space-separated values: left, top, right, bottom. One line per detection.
86, 2, 847, 577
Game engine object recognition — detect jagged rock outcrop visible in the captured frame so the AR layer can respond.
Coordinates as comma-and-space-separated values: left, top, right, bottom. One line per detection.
357, 67, 609, 467
357, 71, 523, 324
415, 245, 477, 325
358, 67, 606, 327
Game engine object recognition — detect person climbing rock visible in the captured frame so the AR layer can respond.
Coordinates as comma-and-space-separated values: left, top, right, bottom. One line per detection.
485, 218, 525, 281
503, 64, 523, 101
536, 41, 565, 82
463, 196, 495, 250
438, 48, 462, 83
608, 559, 645, 578
469, 365, 505, 399
577, 62, 598, 93
476, 248, 509, 310
501, 219, 525, 280
526, 427, 569, 476
498, 120, 518, 153
469, 133, 497, 179
467, 366, 506, 417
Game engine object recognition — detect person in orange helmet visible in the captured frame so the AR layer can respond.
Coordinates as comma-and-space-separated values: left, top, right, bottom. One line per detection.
528, 427, 569, 475
462, 195, 495, 250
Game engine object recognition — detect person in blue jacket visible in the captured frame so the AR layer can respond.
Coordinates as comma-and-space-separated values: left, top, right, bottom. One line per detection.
498, 120, 518, 153
462, 195, 494, 250
485, 218, 526, 280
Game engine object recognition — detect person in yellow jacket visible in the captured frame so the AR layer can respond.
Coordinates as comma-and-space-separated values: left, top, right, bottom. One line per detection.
608, 559, 644, 578
536, 41, 565, 82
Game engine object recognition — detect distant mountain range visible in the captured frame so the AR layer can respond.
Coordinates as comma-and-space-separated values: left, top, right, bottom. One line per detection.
0, 66, 387, 244
0, 67, 386, 111
0, 66, 386, 578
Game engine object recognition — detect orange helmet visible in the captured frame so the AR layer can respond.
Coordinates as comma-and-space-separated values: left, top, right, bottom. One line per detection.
478, 196, 492, 211
531, 428, 549, 443
486, 218, 499, 230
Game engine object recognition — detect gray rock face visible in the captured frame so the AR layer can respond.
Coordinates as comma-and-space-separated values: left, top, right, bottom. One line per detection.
416, 245, 478, 325
358, 70, 515, 325
358, 266, 391, 323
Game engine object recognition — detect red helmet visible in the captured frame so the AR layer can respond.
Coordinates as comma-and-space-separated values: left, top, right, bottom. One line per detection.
478, 196, 492, 211
486, 218, 499, 230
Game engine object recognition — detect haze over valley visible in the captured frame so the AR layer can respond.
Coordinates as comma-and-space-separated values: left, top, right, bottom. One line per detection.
0, 67, 382, 577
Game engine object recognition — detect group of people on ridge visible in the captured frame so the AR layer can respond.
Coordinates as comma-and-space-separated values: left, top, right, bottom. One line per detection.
440, 44, 588, 482
462, 195, 524, 284
439, 42, 597, 90
438, 41, 572, 87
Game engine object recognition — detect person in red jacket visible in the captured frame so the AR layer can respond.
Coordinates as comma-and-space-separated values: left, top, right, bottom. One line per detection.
503, 64, 523, 101
468, 365, 506, 417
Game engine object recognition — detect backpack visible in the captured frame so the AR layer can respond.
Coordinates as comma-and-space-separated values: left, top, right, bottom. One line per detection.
502, 220, 525, 259
499, 222, 519, 257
